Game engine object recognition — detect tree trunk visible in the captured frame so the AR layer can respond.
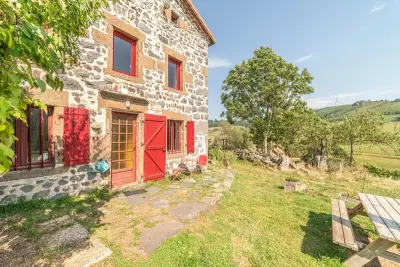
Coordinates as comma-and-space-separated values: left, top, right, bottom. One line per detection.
350, 142, 354, 167
263, 136, 268, 154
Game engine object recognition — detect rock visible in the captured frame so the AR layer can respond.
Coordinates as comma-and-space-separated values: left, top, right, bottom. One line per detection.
169, 202, 207, 220
158, 34, 169, 45
63, 239, 112, 267
161, 188, 177, 196
32, 189, 50, 199
19, 185, 35, 193
44, 224, 88, 249
146, 186, 160, 195
125, 195, 151, 205
138, 22, 151, 34
151, 199, 169, 209
200, 196, 218, 206
59, 75, 84, 91
38, 215, 74, 233
223, 180, 232, 188
139, 221, 184, 254
279, 155, 291, 171
211, 183, 221, 188
182, 178, 196, 183
188, 193, 201, 198
148, 215, 168, 223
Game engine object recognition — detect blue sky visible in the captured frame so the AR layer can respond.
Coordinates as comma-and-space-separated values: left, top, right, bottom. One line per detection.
193, 0, 400, 119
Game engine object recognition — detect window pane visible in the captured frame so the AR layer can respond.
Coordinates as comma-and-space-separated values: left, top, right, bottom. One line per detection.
127, 151, 133, 159
112, 143, 119, 151
120, 152, 127, 160
113, 35, 132, 75
120, 135, 126, 142
112, 135, 119, 142
126, 160, 133, 168
30, 109, 41, 163
127, 125, 133, 133
127, 143, 134, 150
127, 134, 134, 142
120, 143, 126, 151
120, 161, 127, 169
112, 152, 119, 160
168, 61, 178, 88
120, 125, 126, 133
112, 124, 119, 133
112, 161, 119, 170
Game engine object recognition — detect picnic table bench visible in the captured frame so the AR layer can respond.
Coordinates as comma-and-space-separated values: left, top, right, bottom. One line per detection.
332, 193, 400, 267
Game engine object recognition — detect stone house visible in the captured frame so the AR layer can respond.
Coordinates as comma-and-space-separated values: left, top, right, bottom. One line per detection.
0, 0, 215, 205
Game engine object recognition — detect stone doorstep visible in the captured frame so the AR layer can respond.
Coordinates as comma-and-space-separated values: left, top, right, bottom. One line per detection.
62, 239, 112, 267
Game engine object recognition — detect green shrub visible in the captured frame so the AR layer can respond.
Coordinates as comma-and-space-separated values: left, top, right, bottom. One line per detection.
365, 164, 400, 180
209, 148, 236, 167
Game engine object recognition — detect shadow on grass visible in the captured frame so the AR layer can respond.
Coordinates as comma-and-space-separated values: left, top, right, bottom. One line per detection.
301, 211, 349, 262
0, 188, 114, 266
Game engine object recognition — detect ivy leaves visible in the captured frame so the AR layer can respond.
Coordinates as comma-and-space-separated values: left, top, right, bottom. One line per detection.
0, 0, 110, 174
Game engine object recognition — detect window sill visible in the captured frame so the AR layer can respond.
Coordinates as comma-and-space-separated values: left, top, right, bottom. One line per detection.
167, 152, 186, 160
104, 69, 144, 84
163, 86, 187, 95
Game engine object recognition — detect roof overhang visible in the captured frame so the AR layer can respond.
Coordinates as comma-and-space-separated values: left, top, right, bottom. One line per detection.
182, 0, 216, 46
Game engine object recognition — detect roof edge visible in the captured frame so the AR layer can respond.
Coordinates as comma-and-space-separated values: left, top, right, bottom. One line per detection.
183, 0, 216, 46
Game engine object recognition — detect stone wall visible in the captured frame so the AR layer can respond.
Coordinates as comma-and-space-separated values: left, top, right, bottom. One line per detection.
0, 165, 107, 205
0, 0, 210, 204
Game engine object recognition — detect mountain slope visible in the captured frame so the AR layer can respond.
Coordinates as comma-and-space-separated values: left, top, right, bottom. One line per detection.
316, 100, 400, 122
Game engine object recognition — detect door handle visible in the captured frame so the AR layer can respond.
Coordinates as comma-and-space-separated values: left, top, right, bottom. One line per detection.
162, 147, 166, 152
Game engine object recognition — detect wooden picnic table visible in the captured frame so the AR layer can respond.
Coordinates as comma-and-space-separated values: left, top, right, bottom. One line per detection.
342, 193, 400, 266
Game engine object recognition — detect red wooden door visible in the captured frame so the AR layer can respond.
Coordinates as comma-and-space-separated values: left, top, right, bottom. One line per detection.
111, 113, 137, 188
144, 114, 166, 182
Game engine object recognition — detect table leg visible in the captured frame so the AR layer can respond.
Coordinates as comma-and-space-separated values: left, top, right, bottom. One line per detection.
344, 238, 395, 267
348, 203, 367, 219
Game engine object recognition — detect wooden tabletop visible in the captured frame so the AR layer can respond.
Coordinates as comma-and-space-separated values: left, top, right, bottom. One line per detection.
358, 193, 400, 243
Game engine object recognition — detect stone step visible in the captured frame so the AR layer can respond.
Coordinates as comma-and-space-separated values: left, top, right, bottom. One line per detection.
43, 224, 88, 250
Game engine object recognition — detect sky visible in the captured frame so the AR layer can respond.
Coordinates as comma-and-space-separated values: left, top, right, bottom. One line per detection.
192, 0, 400, 119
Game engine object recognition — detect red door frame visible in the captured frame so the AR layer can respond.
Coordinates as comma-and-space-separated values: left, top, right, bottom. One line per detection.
111, 112, 137, 188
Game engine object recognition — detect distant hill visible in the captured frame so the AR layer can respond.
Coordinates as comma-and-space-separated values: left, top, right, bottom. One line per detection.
316, 99, 400, 122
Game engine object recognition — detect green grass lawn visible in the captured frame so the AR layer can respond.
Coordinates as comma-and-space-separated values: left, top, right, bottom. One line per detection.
136, 161, 400, 267
3, 161, 400, 266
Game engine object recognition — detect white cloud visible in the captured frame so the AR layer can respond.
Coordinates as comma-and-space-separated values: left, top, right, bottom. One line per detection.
369, 2, 387, 13
306, 93, 362, 109
208, 57, 232, 68
294, 53, 313, 64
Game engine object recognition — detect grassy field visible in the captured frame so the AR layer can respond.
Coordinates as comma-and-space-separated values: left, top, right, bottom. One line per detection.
3, 161, 400, 266
316, 100, 400, 122
136, 161, 400, 267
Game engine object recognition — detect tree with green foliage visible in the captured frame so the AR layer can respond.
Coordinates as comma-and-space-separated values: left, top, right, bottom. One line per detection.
221, 47, 314, 152
333, 112, 385, 167
0, 0, 111, 173
271, 104, 332, 158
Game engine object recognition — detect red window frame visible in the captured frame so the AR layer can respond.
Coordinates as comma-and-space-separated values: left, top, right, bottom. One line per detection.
167, 120, 182, 154
113, 31, 137, 77
11, 107, 54, 171
168, 57, 181, 91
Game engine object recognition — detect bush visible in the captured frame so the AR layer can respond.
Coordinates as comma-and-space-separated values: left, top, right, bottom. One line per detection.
213, 122, 252, 150
365, 164, 400, 180
209, 148, 236, 167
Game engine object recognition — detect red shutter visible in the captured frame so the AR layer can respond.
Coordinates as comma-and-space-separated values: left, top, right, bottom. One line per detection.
64, 107, 90, 166
187, 121, 195, 153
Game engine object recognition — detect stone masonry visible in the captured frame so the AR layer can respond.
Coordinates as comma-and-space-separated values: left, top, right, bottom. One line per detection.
0, 0, 214, 205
